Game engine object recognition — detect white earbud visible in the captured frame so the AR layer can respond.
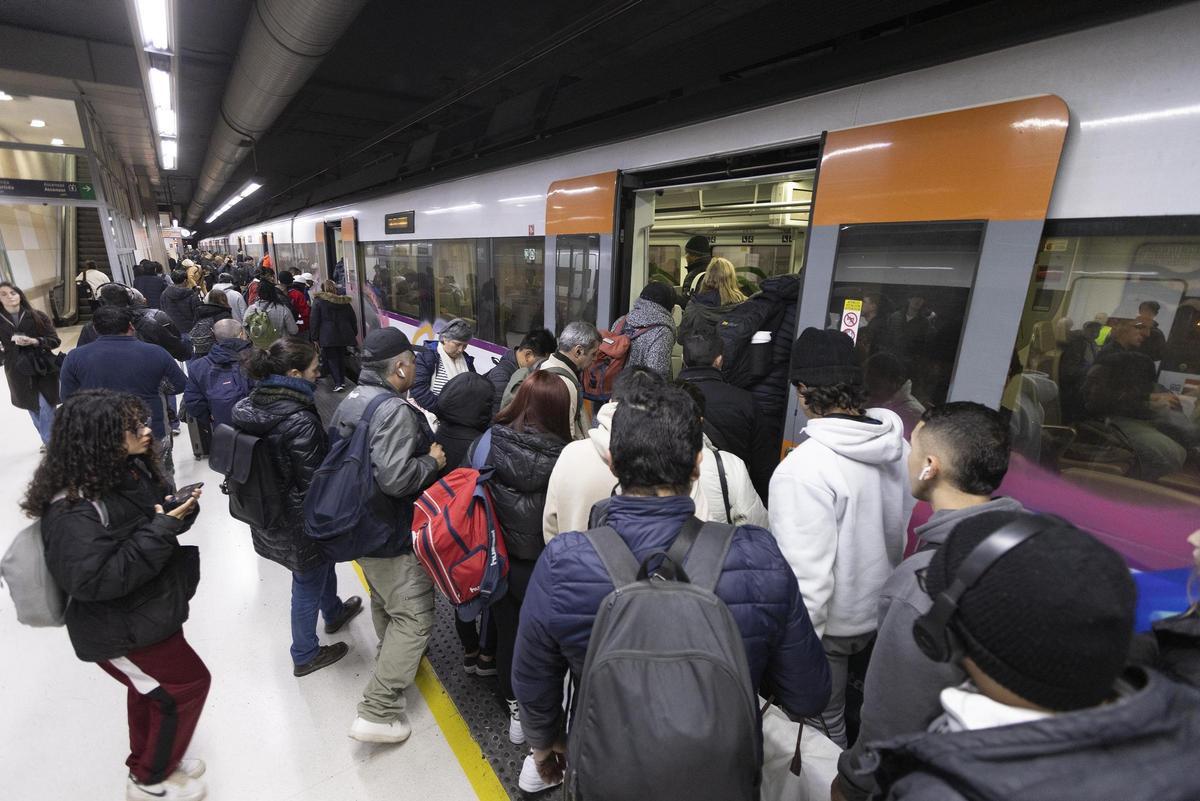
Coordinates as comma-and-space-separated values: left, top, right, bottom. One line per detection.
918, 466, 933, 481
397, 370, 405, 379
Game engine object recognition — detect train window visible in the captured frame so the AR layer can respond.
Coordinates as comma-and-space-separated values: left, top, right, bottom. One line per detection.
556, 234, 600, 330
431, 239, 482, 326
292, 243, 321, 275
648, 244, 682, 286
274, 243, 297, 273
1005, 217, 1200, 502
828, 221, 984, 426
485, 237, 545, 348
363, 241, 429, 320
713, 243, 796, 295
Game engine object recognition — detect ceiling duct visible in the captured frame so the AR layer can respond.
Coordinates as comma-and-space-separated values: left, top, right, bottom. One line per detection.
184, 0, 368, 226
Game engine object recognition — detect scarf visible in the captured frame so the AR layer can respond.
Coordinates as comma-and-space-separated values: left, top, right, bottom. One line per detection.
437, 341, 469, 382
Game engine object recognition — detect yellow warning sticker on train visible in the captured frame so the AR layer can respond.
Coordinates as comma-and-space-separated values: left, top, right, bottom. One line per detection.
842, 299, 863, 342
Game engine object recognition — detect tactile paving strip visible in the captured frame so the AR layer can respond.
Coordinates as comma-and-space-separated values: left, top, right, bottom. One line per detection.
426, 595, 534, 799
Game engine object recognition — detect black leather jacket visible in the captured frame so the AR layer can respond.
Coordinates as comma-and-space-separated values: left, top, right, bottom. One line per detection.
231, 382, 329, 572
470, 423, 566, 561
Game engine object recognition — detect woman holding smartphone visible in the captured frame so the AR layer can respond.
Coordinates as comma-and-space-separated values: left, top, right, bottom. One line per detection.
23, 390, 209, 801
0, 281, 61, 446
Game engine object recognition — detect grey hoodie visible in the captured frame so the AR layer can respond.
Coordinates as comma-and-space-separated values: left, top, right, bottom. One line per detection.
836, 496, 1026, 801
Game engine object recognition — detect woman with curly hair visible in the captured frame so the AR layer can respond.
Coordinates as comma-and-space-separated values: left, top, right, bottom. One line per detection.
23, 389, 209, 801
231, 337, 362, 677
0, 281, 61, 445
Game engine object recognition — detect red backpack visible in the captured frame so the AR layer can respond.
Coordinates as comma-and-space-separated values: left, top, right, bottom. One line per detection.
412, 428, 509, 619
582, 317, 664, 402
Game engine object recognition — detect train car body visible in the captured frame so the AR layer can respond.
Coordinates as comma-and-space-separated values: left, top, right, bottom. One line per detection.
219, 4, 1200, 569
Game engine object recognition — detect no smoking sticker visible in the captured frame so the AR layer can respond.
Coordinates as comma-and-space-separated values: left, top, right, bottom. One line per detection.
842, 299, 863, 343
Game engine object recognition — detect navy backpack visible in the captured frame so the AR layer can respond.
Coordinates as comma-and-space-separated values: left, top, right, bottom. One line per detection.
302, 393, 396, 562
200, 361, 251, 427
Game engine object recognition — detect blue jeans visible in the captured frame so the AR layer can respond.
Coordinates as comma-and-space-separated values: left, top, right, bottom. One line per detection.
290, 562, 345, 665
28, 394, 55, 444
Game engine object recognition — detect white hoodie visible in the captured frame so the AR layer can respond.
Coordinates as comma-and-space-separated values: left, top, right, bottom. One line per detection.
769, 407, 913, 638
212, 282, 247, 322
699, 437, 769, 528
543, 402, 709, 541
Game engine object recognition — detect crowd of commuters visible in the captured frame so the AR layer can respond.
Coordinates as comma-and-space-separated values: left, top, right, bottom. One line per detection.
5, 246, 1200, 801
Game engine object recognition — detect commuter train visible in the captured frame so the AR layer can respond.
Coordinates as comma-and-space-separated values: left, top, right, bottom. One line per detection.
206, 5, 1200, 569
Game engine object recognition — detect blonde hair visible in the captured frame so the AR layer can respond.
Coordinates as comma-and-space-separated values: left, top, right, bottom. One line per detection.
702, 257, 747, 305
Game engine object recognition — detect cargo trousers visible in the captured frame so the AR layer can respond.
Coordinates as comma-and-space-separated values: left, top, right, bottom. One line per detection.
356, 553, 435, 723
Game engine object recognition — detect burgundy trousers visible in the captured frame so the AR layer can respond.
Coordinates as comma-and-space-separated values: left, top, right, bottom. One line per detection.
98, 631, 211, 784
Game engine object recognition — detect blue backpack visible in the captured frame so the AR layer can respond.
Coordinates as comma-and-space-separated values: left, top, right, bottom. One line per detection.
200, 360, 251, 427
302, 393, 397, 562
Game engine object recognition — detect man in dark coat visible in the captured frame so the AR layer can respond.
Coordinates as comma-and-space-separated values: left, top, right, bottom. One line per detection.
487, 328, 555, 415
183, 319, 252, 429
77, 283, 192, 361
678, 327, 758, 466
160, 270, 201, 333
512, 380, 830, 790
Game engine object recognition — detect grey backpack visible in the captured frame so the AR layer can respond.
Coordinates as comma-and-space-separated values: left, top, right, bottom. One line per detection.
0, 496, 105, 627
568, 517, 759, 801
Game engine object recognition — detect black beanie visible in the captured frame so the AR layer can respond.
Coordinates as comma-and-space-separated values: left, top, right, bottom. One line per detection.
640, 281, 676, 312
788, 327, 862, 387
925, 510, 1136, 711
684, 235, 712, 256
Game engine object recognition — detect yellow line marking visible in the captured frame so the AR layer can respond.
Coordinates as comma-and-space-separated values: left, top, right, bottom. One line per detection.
415, 656, 511, 801
354, 561, 508, 800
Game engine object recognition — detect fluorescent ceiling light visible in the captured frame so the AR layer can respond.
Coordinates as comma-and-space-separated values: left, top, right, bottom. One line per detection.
50, 138, 64, 146
136, 0, 170, 51
148, 68, 171, 114
29, 119, 45, 128
155, 107, 177, 138
205, 180, 264, 224
160, 138, 177, 170
238, 182, 262, 198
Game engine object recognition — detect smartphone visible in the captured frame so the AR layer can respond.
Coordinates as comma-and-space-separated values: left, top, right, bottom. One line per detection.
165, 482, 204, 506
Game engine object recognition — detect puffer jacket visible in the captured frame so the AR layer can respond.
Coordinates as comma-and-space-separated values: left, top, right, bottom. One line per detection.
469, 423, 566, 561
160, 284, 201, 332
435, 372, 494, 473
41, 457, 200, 661
620, 297, 677, 378
747, 276, 800, 499
230, 378, 328, 572
328, 368, 438, 556
868, 668, 1200, 801
309, 291, 357, 347
511, 493, 831, 750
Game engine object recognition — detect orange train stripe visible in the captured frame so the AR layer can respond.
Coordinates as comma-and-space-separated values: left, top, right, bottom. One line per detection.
545, 170, 619, 235
812, 95, 1069, 226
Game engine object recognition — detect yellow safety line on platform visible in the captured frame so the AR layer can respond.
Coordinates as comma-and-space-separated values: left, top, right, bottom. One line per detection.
351, 562, 509, 801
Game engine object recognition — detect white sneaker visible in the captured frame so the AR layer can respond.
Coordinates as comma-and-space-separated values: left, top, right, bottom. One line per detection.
507, 698, 525, 745
349, 714, 412, 744
127, 771, 207, 801
519, 753, 564, 794
173, 759, 206, 779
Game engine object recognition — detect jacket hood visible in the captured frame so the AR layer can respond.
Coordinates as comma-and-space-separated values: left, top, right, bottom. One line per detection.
625, 296, 677, 330
208, 338, 252, 366
314, 291, 352, 305
914, 496, 1025, 547
195, 303, 232, 321
212, 282, 234, 292
163, 284, 193, 300
804, 407, 905, 465
872, 669, 1200, 801
437, 372, 494, 429
588, 401, 618, 459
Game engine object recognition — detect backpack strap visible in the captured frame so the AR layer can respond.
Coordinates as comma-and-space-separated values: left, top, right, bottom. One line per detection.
712, 447, 732, 524
586, 526, 640, 589
360, 391, 395, 424
470, 427, 494, 471
678, 521, 737, 593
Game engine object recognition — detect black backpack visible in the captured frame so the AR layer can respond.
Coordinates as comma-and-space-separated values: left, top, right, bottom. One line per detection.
568, 518, 758, 801
210, 423, 288, 530
189, 318, 217, 356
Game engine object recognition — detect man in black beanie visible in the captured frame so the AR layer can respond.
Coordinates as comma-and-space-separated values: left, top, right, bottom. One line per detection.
681, 234, 713, 298
866, 510, 1200, 801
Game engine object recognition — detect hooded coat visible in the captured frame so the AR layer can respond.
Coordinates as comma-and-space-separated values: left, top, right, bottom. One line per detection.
620, 296, 677, 378
469, 423, 567, 561
230, 380, 328, 573
836, 497, 1026, 801
768, 407, 914, 638
183, 338, 253, 427
434, 372, 494, 472
866, 668, 1200, 801
309, 291, 358, 347
542, 401, 710, 541
212, 282, 247, 322
160, 283, 201, 332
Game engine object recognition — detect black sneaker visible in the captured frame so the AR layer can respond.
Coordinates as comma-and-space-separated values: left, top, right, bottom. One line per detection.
324, 596, 364, 634
293, 642, 349, 677
463, 653, 478, 675
474, 654, 498, 677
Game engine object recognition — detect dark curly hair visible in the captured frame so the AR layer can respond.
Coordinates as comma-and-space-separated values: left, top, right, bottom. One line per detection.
21, 390, 162, 517
799, 382, 868, 416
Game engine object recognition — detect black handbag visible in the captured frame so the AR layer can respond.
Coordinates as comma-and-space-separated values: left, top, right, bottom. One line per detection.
12, 347, 54, 377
